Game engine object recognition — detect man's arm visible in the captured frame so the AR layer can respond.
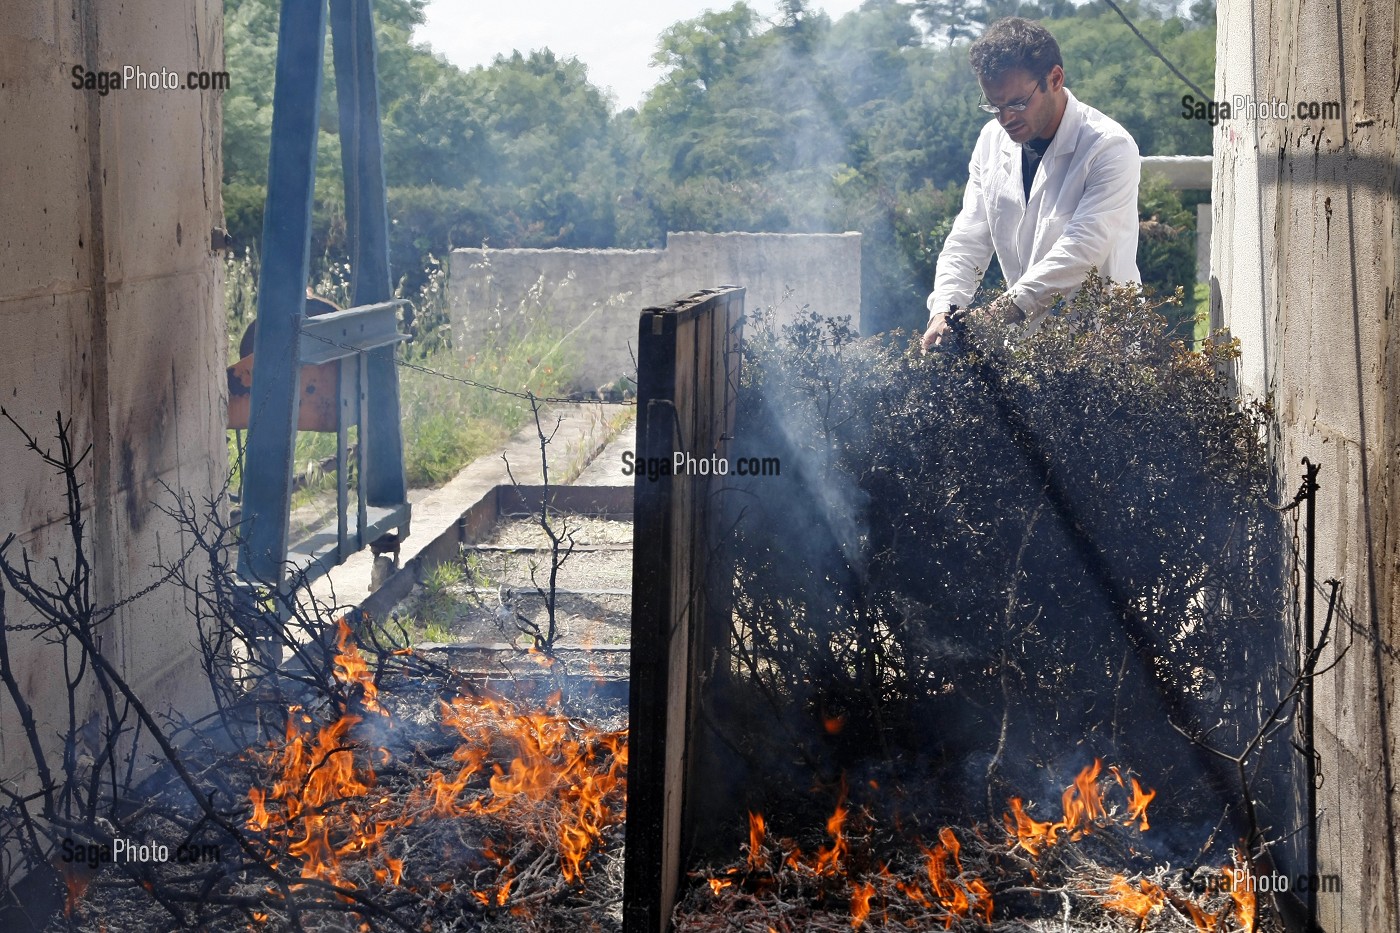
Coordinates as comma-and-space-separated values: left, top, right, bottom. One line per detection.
923, 135, 996, 350
1005, 135, 1140, 321
927, 134, 996, 321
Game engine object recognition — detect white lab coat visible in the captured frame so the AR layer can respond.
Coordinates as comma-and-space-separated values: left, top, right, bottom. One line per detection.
926, 89, 1141, 326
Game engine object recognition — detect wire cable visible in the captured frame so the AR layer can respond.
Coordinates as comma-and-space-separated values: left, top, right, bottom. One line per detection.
299, 330, 637, 407
1100, 0, 1210, 101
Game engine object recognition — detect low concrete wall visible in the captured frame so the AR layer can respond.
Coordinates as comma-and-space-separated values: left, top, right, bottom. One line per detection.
448, 232, 862, 390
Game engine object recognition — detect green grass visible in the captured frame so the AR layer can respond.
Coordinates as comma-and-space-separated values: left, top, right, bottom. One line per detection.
1192, 280, 1211, 347
398, 329, 575, 487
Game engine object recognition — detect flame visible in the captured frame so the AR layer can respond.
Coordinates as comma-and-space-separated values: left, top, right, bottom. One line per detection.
1003, 797, 1058, 857
747, 812, 768, 872
850, 881, 874, 928
896, 878, 932, 908
709, 877, 733, 896
1104, 874, 1166, 921
781, 782, 851, 877
1059, 758, 1106, 839
916, 827, 993, 928
333, 617, 384, 715
437, 693, 628, 885
812, 786, 849, 876
247, 787, 270, 831
1003, 759, 1154, 856
1124, 777, 1156, 831
61, 868, 90, 919
245, 627, 626, 899
1223, 861, 1256, 933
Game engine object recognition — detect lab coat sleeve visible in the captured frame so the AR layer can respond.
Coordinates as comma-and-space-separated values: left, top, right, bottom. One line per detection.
927, 133, 996, 321
1006, 134, 1140, 321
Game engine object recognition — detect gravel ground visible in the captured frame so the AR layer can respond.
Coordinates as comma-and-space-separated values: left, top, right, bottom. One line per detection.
393, 516, 633, 648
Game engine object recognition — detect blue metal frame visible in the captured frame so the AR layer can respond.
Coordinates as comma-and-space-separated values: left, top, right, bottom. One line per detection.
238, 0, 410, 591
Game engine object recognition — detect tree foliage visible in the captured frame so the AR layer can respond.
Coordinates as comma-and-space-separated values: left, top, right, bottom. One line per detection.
222, 0, 1215, 325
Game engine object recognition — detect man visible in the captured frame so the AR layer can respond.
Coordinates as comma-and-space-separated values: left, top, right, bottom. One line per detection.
922, 17, 1141, 350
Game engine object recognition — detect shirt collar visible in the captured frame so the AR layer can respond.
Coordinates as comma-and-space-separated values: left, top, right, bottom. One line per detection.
1000, 88, 1083, 162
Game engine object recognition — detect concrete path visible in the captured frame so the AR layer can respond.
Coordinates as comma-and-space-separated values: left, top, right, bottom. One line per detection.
571, 418, 637, 487
309, 404, 634, 609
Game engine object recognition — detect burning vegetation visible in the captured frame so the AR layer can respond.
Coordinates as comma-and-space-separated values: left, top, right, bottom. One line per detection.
242, 619, 628, 912
677, 760, 1262, 932
677, 280, 1297, 930
1, 280, 1310, 932
0, 415, 629, 932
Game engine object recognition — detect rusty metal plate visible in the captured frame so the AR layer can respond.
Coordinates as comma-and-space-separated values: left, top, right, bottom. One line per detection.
226, 354, 340, 432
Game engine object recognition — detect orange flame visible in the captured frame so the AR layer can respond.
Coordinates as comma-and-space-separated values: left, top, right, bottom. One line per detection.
781, 782, 851, 877
747, 812, 768, 872
245, 627, 627, 898
333, 618, 384, 715
915, 827, 993, 928
1059, 758, 1106, 839
812, 789, 849, 876
845, 874, 868, 924
1003, 759, 1154, 856
60, 868, 90, 919
850, 881, 875, 928
1124, 777, 1156, 831
1003, 797, 1057, 857
1104, 874, 1166, 921
1223, 861, 1256, 933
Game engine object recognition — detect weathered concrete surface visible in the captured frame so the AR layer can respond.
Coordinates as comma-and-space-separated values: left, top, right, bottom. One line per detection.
448, 232, 862, 390
1213, 0, 1399, 928
0, 0, 223, 800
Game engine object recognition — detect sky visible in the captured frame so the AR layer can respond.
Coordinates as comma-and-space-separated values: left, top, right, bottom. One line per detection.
415, 0, 870, 112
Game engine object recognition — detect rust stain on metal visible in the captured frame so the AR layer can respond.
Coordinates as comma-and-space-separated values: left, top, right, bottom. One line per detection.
225, 354, 340, 432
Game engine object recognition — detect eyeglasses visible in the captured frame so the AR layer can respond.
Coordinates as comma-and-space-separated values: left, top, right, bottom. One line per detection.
978, 78, 1047, 115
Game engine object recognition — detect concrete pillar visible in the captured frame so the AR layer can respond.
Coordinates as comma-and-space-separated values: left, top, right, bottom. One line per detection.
1212, 0, 1400, 928
0, 0, 224, 803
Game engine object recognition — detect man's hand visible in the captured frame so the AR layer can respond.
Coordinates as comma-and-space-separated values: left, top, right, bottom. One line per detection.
918, 308, 963, 353
920, 311, 954, 352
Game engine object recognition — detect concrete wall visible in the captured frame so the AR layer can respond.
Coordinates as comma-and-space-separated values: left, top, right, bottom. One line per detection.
448, 232, 862, 390
0, 0, 224, 802
1212, 0, 1399, 928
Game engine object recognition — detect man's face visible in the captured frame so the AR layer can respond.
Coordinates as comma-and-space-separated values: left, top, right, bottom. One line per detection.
980, 65, 1063, 144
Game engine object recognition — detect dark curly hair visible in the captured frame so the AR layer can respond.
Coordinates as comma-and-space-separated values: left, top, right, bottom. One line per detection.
968, 17, 1063, 82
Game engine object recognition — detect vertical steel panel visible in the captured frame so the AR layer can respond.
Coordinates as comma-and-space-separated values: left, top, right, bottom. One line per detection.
238, 0, 328, 583
331, 0, 407, 511
624, 306, 677, 933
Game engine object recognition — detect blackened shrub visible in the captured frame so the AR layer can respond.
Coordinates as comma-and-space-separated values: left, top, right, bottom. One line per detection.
712, 276, 1284, 828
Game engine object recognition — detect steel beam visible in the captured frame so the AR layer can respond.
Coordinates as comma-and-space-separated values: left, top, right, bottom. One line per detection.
238, 0, 328, 583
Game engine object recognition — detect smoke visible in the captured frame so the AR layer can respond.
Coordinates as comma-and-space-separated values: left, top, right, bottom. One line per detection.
690, 289, 1291, 865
